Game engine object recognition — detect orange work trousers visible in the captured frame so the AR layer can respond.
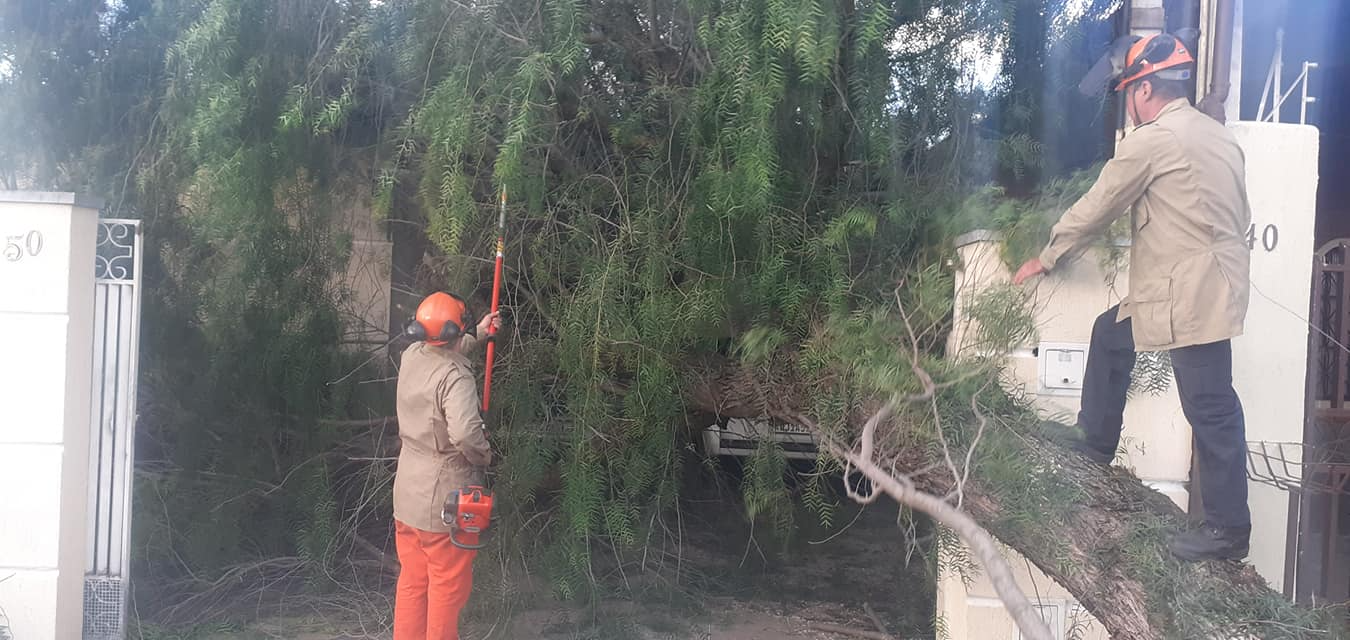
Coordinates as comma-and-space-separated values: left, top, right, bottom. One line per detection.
393, 519, 477, 640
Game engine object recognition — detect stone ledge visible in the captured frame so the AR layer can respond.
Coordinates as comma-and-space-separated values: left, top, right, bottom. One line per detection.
0, 191, 104, 210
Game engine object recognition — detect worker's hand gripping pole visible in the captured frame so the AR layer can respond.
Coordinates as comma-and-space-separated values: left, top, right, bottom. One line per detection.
481, 188, 507, 412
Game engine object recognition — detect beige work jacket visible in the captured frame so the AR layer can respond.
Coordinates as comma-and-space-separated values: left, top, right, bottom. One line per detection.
393, 338, 492, 533
1039, 99, 1252, 350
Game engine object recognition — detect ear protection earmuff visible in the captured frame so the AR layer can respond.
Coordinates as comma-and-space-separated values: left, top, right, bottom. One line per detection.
404, 292, 478, 343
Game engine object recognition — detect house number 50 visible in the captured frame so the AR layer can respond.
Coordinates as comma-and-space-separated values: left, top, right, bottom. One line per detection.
1246, 224, 1278, 252
4, 230, 44, 262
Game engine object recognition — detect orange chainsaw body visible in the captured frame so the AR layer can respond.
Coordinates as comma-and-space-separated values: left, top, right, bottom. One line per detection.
442, 486, 493, 550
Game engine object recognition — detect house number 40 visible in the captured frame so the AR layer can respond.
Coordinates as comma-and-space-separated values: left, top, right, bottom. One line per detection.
1246, 224, 1278, 252
4, 230, 44, 262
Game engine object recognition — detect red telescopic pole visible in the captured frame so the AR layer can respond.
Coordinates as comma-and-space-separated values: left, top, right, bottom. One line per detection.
482, 188, 506, 412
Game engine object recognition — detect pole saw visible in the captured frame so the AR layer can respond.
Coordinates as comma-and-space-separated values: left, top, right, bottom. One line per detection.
482, 187, 506, 413
445, 187, 507, 550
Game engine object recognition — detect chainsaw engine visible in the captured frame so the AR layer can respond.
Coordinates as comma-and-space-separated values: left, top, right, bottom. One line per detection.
441, 486, 494, 550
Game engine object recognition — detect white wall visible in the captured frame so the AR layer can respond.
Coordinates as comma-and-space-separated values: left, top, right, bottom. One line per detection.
0, 193, 99, 639
1229, 121, 1319, 591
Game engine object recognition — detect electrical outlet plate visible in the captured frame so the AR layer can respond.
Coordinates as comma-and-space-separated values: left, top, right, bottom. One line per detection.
1038, 341, 1089, 397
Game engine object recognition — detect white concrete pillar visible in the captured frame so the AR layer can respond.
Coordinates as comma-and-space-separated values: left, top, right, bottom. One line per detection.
1228, 122, 1319, 591
0, 192, 99, 639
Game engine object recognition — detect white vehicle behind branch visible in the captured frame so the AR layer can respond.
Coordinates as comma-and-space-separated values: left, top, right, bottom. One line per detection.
701, 417, 819, 460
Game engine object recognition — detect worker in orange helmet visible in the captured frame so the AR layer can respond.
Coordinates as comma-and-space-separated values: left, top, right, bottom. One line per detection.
392, 291, 501, 640
1014, 32, 1253, 562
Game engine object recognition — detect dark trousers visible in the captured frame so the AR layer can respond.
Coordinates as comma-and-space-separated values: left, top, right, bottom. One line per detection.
1079, 305, 1251, 531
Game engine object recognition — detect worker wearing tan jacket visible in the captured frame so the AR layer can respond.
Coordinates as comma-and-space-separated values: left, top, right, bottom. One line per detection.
393, 291, 499, 640
1015, 33, 1252, 562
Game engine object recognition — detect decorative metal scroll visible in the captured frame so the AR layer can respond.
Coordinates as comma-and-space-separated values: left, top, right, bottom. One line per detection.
95, 219, 138, 282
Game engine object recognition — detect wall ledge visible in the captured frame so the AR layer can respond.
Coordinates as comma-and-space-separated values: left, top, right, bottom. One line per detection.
0, 191, 104, 210
954, 228, 1131, 250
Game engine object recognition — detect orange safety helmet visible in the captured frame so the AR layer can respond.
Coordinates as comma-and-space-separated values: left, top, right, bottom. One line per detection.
1115, 32, 1195, 92
405, 292, 477, 345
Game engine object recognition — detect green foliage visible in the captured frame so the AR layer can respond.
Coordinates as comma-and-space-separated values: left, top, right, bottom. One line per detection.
1129, 350, 1173, 398
118, 0, 373, 592
997, 132, 1045, 181
1113, 510, 1348, 639
7, 4, 1011, 605
936, 525, 979, 588
741, 439, 795, 551
961, 283, 1039, 355
736, 326, 789, 365
0, 0, 108, 188
801, 454, 840, 530
946, 165, 1101, 269
357, 0, 971, 594
983, 0, 1121, 191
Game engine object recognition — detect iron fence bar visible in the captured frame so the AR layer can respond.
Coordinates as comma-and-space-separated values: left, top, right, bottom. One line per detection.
118, 221, 143, 606
1339, 243, 1350, 412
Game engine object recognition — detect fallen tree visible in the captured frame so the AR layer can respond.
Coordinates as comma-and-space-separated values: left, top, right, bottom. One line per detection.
318, 286, 1350, 638
344, 295, 1350, 639
683, 315, 1347, 640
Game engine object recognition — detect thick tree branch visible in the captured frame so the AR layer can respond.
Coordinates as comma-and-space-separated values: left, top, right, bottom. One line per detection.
792, 402, 1054, 640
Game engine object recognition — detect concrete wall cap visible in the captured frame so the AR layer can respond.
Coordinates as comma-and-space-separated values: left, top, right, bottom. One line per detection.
953, 229, 1001, 248
0, 191, 104, 210
1228, 121, 1319, 136
954, 228, 1132, 250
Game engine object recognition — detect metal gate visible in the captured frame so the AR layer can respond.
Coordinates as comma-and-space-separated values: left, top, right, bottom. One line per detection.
83, 218, 143, 639
1296, 238, 1350, 603
1244, 238, 1350, 602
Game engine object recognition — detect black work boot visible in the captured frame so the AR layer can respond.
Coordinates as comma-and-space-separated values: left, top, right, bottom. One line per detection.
1168, 524, 1250, 562
1070, 440, 1114, 466
1039, 421, 1114, 465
